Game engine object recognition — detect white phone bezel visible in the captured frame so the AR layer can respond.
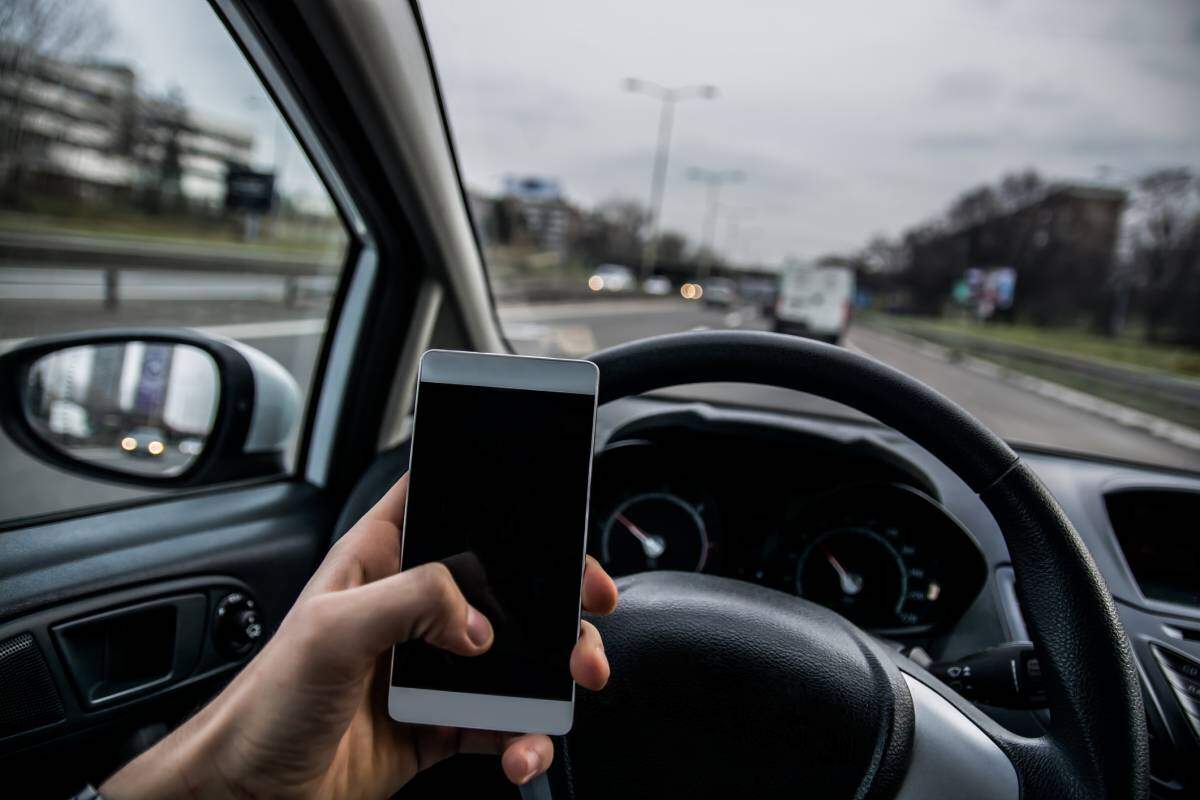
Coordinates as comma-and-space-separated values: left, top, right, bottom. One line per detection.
387, 349, 599, 735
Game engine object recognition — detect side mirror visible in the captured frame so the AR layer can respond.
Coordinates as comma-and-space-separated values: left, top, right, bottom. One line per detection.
0, 329, 300, 486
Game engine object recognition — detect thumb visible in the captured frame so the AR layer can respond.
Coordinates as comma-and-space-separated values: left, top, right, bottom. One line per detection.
329, 562, 495, 660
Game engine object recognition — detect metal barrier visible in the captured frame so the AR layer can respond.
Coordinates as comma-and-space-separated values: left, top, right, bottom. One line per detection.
0, 230, 335, 308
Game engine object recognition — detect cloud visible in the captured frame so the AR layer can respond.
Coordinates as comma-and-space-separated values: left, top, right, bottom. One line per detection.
932, 69, 1003, 105
912, 131, 1005, 151
95, 0, 1200, 263
1015, 85, 1078, 109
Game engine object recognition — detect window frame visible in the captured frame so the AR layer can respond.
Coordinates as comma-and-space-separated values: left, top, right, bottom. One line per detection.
213, 0, 375, 492
0, 0, 385, 531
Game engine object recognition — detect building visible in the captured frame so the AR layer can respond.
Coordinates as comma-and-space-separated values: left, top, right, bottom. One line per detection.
499, 175, 570, 253
0, 49, 255, 208
907, 183, 1127, 325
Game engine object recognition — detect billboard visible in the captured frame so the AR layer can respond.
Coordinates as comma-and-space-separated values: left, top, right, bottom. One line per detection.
954, 266, 1017, 320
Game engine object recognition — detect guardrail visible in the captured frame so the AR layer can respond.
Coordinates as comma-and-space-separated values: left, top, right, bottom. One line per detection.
0, 230, 336, 308
1, 231, 665, 308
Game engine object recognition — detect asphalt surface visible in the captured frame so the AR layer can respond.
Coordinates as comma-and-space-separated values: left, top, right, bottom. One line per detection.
3, 296, 1198, 522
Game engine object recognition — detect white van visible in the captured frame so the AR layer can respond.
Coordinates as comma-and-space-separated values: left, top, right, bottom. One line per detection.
773, 265, 855, 344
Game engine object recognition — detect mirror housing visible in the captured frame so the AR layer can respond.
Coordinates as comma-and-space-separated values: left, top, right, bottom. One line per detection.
0, 329, 301, 487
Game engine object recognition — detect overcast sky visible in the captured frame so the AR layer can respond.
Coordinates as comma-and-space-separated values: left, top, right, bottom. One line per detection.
421, 0, 1200, 264
94, 0, 1200, 265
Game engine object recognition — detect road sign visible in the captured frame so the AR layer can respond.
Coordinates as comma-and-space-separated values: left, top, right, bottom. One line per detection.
224, 167, 275, 213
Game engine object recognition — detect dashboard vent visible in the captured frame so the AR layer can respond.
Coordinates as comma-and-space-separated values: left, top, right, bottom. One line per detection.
1106, 489, 1200, 609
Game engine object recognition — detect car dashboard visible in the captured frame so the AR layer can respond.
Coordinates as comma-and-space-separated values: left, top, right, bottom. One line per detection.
595, 394, 1200, 798
589, 425, 986, 637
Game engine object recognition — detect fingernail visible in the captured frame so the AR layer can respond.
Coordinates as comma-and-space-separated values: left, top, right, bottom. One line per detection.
519, 751, 541, 784
466, 606, 492, 647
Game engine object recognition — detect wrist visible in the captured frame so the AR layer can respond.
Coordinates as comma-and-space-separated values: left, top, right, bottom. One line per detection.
101, 675, 247, 800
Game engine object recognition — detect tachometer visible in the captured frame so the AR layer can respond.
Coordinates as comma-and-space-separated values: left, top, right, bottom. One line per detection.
600, 492, 711, 575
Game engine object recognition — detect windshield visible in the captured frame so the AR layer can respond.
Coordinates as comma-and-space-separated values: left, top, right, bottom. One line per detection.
421, 0, 1200, 472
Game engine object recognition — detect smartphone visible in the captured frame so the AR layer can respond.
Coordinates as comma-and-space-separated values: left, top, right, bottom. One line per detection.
387, 349, 599, 735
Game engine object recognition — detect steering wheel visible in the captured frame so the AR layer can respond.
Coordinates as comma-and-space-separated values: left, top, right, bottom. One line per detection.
554, 330, 1146, 800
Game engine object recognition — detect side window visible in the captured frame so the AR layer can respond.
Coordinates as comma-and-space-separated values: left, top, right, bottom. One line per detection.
0, 0, 350, 521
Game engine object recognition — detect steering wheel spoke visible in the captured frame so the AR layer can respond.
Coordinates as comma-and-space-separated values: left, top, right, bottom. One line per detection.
892, 671, 1018, 799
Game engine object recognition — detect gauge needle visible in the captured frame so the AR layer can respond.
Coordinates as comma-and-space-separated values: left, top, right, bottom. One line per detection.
820, 543, 863, 596
615, 512, 667, 559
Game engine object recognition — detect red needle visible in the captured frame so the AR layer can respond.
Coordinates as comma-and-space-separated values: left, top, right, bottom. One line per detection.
616, 512, 653, 546
819, 543, 847, 574
819, 542, 863, 596
615, 512, 667, 559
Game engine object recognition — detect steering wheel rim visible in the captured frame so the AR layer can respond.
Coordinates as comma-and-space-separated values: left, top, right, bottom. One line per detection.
571, 329, 1146, 800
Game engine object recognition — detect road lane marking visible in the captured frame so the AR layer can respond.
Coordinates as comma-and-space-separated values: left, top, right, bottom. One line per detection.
498, 299, 687, 321
844, 338, 869, 357
502, 322, 596, 357
195, 318, 327, 340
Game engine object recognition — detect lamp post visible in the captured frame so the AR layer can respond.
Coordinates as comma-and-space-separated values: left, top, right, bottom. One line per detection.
623, 78, 717, 279
687, 167, 745, 277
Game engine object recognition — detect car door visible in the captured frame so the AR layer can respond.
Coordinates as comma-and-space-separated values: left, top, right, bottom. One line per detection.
0, 1, 438, 794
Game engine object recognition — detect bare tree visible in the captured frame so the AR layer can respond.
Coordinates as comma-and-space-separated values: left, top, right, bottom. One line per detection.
1130, 168, 1200, 343
860, 234, 908, 274
946, 185, 1001, 229
655, 230, 688, 266
997, 169, 1045, 212
0, 0, 113, 201
568, 198, 650, 268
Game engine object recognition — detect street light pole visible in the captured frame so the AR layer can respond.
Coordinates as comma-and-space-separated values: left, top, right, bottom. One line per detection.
623, 78, 717, 280
688, 167, 745, 278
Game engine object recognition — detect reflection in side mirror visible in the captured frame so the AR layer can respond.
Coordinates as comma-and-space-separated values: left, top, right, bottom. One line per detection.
23, 342, 219, 478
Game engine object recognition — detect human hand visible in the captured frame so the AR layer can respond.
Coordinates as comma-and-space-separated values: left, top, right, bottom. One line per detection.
101, 473, 618, 799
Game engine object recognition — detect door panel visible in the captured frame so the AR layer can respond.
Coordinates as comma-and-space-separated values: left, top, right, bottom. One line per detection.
0, 483, 333, 794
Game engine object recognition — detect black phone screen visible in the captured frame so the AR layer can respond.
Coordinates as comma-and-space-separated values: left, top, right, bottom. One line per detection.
390, 376, 596, 701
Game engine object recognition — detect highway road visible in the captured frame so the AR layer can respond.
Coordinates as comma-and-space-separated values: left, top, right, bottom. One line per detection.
2, 297, 1198, 521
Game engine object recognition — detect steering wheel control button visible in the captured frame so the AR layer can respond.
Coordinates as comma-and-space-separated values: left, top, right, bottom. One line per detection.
1151, 644, 1200, 741
214, 592, 264, 658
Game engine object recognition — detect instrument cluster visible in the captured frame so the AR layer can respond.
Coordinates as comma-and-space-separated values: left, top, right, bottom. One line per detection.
589, 433, 986, 635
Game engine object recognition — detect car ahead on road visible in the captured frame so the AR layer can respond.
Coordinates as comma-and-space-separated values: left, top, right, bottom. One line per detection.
0, 3, 1190, 799
773, 264, 855, 344
700, 277, 737, 308
642, 275, 672, 295
588, 263, 636, 293
118, 425, 168, 458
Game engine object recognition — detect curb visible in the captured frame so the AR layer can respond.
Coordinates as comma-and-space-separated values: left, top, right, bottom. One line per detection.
860, 326, 1200, 453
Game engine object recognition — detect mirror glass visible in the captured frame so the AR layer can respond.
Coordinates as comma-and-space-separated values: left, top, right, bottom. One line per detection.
22, 342, 220, 478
